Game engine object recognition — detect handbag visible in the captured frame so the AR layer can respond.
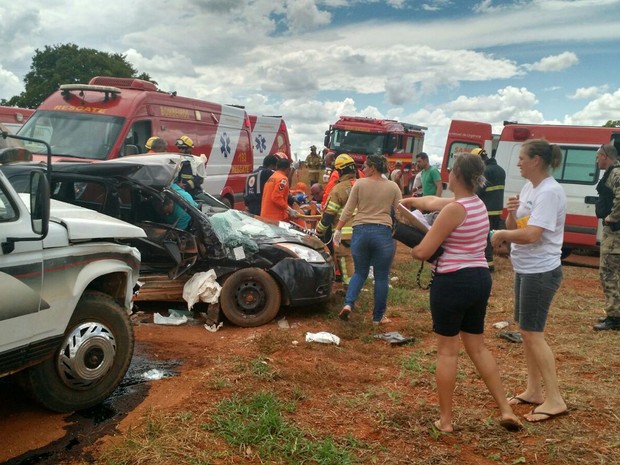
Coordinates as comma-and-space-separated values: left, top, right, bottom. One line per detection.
392, 221, 443, 263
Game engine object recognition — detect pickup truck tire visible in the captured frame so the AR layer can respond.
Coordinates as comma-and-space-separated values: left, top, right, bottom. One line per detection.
220, 268, 281, 327
21, 291, 135, 412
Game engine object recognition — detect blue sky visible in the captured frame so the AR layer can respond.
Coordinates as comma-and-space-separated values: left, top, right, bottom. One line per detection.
2, 0, 620, 163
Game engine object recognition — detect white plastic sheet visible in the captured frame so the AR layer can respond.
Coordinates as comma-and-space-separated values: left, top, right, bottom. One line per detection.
183, 270, 222, 310
305, 332, 340, 345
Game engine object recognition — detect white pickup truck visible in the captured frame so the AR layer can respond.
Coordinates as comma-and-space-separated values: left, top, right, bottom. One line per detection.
0, 131, 145, 412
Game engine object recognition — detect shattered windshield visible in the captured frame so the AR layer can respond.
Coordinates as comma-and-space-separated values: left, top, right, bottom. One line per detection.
209, 209, 305, 255
18, 111, 124, 160
331, 129, 386, 155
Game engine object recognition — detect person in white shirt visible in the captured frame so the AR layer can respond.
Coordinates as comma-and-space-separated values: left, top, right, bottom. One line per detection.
491, 139, 568, 423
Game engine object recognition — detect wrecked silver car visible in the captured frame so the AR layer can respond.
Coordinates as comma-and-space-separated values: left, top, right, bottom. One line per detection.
3, 154, 333, 327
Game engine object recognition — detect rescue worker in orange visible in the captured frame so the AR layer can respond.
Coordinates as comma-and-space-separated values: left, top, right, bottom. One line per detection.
145, 136, 167, 153
261, 158, 298, 222
316, 154, 358, 289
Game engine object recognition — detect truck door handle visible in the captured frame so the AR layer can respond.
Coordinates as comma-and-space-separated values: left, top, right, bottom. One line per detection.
584, 196, 598, 205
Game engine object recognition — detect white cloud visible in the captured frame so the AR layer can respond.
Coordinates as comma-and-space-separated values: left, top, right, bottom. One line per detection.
2, 0, 619, 163
568, 85, 608, 99
285, 0, 332, 33
524, 52, 579, 72
387, 0, 407, 8
421, 0, 453, 11
565, 88, 620, 126
0, 68, 23, 100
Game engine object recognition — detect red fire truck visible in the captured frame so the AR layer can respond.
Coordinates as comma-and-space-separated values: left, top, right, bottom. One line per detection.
17, 77, 253, 208
0, 106, 34, 133
442, 119, 620, 254
323, 116, 426, 190
249, 115, 291, 167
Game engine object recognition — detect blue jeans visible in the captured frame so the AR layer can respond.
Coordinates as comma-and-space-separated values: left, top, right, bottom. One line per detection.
345, 224, 395, 322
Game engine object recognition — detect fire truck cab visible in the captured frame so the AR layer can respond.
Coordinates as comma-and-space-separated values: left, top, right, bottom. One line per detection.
324, 116, 426, 172
442, 119, 620, 253
17, 77, 253, 209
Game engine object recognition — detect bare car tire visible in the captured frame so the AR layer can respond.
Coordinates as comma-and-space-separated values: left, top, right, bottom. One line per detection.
21, 291, 134, 412
220, 267, 281, 327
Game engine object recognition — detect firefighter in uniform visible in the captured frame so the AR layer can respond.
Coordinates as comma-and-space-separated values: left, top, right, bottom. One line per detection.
472, 147, 506, 271
260, 157, 297, 222
145, 136, 167, 153
316, 154, 358, 289
593, 143, 620, 331
244, 153, 279, 215
306, 145, 322, 185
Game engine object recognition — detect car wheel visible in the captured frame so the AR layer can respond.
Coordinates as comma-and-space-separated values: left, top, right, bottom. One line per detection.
221, 196, 233, 209
21, 291, 134, 412
220, 267, 281, 327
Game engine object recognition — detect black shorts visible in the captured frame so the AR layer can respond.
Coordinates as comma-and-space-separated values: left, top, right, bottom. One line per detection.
430, 267, 492, 337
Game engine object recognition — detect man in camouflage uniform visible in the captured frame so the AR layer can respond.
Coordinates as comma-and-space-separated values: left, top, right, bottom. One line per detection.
316, 154, 357, 289
593, 143, 620, 331
306, 145, 322, 185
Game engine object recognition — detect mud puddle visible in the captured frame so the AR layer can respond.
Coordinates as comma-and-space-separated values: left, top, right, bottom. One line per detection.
3, 344, 179, 465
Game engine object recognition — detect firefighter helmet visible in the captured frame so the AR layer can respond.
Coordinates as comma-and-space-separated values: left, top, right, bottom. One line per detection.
176, 135, 194, 149
471, 147, 487, 157
334, 153, 355, 170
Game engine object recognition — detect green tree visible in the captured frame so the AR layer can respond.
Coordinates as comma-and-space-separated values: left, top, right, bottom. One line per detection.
603, 120, 620, 128
3, 43, 153, 108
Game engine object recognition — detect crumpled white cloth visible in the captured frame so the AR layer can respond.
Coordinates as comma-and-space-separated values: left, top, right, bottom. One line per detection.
183, 270, 222, 310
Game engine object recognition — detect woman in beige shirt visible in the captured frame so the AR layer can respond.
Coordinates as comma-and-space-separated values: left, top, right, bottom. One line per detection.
334, 155, 402, 323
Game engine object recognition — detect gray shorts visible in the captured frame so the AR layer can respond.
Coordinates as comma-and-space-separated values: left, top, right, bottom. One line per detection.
514, 266, 563, 332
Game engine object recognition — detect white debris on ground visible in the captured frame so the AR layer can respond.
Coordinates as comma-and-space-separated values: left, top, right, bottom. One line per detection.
183, 270, 222, 310
305, 332, 340, 345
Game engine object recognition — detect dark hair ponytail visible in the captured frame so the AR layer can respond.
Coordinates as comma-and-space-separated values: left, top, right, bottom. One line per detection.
366, 154, 388, 174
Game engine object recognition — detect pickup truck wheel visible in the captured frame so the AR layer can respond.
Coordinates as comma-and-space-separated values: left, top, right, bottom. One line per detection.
22, 291, 134, 412
220, 268, 281, 327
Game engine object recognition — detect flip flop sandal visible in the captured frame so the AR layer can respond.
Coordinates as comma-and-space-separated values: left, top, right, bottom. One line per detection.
499, 330, 523, 343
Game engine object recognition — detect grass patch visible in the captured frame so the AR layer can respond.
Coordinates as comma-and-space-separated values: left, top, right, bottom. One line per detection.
205, 391, 357, 465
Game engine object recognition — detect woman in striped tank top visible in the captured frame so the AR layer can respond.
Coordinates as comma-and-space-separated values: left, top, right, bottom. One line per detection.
400, 153, 521, 433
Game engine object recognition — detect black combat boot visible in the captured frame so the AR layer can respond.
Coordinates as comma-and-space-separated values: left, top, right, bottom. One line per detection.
593, 316, 620, 331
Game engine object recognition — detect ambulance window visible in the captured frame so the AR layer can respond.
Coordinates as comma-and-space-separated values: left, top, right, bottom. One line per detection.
123, 121, 152, 155
446, 142, 481, 171
0, 185, 17, 221
552, 146, 598, 185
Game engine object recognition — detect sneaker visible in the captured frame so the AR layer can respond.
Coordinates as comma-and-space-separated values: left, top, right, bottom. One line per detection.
338, 306, 352, 321
598, 316, 608, 323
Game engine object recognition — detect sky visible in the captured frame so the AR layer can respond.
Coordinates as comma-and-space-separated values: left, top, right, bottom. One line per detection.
2, 0, 620, 164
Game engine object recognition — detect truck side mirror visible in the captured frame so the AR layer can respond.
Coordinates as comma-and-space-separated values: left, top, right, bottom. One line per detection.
323, 133, 330, 148
30, 171, 50, 237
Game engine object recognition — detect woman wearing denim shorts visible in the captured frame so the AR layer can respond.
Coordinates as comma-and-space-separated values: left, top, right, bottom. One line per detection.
333, 155, 402, 324
401, 153, 522, 433
492, 139, 568, 423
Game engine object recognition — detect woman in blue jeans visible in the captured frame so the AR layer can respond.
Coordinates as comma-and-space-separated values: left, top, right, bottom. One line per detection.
333, 155, 402, 324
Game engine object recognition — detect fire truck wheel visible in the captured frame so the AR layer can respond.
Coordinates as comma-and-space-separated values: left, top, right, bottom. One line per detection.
20, 291, 134, 412
220, 268, 281, 327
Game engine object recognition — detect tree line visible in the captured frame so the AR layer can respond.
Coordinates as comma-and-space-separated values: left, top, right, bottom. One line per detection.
1, 43, 153, 109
